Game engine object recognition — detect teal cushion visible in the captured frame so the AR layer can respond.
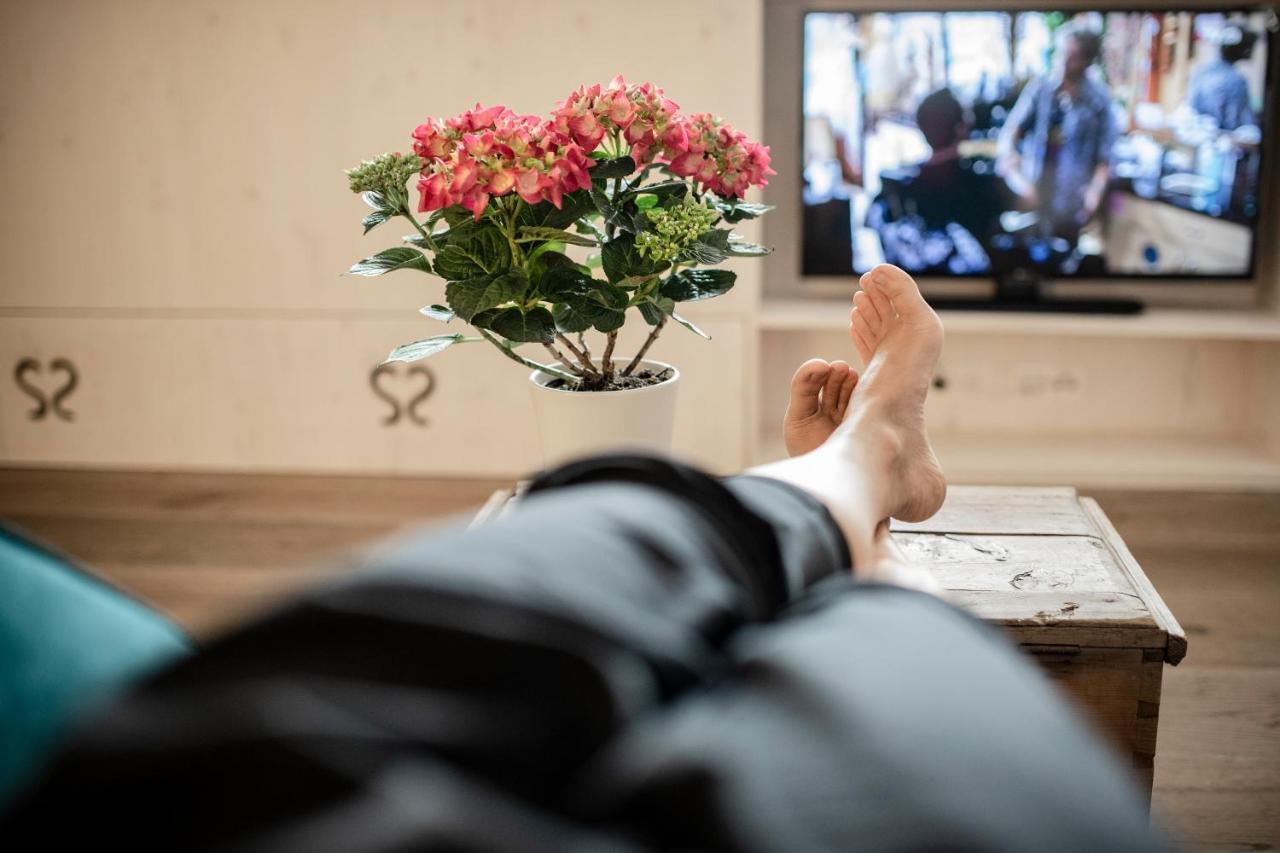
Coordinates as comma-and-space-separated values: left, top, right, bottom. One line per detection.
0, 522, 191, 806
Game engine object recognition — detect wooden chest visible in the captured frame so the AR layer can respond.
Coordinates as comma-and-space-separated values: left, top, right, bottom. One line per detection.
891, 486, 1186, 802
476, 484, 1186, 804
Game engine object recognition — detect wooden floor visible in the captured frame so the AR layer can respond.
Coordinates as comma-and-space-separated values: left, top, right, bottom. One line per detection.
1, 469, 1276, 851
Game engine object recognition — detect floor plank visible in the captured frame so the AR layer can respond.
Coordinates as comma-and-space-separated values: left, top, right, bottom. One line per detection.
1152, 666, 1280, 792
3, 471, 1277, 850
1093, 491, 1280, 852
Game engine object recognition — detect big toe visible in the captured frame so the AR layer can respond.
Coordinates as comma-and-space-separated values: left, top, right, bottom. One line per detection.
787, 358, 830, 418
861, 264, 931, 317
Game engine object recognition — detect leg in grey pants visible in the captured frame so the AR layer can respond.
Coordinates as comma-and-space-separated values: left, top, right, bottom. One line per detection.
1, 454, 1164, 852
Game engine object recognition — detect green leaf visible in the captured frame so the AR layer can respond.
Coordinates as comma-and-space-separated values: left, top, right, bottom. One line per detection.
628, 180, 688, 205
442, 205, 474, 226
542, 267, 627, 333
590, 156, 636, 179
637, 298, 669, 326
516, 226, 597, 247
726, 234, 773, 256
433, 223, 510, 281
678, 229, 730, 265
384, 333, 467, 364
661, 268, 737, 302
552, 298, 626, 334
714, 199, 774, 223
420, 304, 455, 322
539, 265, 589, 299
362, 208, 393, 235
589, 182, 647, 233
518, 190, 595, 230
486, 306, 556, 343
445, 271, 527, 322
634, 296, 709, 338
551, 302, 591, 334
590, 186, 616, 222
362, 191, 387, 210
573, 217, 607, 242
602, 233, 667, 285
544, 191, 596, 230
403, 230, 445, 252
347, 247, 431, 277
526, 240, 566, 265
703, 229, 733, 249
589, 308, 627, 333
534, 251, 579, 272
634, 193, 659, 210
671, 309, 711, 339
615, 273, 659, 291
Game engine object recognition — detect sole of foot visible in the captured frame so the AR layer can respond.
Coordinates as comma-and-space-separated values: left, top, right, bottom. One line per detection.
836, 263, 947, 524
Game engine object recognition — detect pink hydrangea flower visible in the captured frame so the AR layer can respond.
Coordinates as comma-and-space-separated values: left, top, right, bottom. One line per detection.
411, 120, 454, 161
662, 112, 775, 197
412, 103, 598, 219
551, 76, 679, 162
408, 80, 773, 220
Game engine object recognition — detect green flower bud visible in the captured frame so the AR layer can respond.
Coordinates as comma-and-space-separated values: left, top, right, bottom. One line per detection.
634, 197, 718, 262
345, 153, 423, 203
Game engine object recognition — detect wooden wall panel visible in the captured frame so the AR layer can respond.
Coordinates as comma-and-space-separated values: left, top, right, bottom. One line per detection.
0, 317, 746, 475
0, 0, 763, 315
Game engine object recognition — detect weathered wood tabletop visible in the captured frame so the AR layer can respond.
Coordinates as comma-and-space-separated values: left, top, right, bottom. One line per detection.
891, 485, 1186, 664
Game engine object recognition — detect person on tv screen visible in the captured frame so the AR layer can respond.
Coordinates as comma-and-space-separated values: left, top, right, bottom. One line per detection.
867, 88, 1010, 275
997, 26, 1116, 243
905, 88, 1007, 243
1189, 23, 1259, 132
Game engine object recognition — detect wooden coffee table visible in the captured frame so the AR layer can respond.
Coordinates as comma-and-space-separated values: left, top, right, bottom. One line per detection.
476, 483, 1185, 804
892, 485, 1185, 804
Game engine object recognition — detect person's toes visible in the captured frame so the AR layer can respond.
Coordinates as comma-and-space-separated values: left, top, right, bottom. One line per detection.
849, 313, 873, 365
868, 286, 895, 326
835, 367, 858, 421
820, 361, 849, 419
854, 289, 883, 333
788, 358, 830, 419
863, 263, 930, 316
851, 310, 876, 357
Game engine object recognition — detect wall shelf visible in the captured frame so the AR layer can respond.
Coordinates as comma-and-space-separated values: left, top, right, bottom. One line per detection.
755, 299, 1280, 489
759, 300, 1280, 341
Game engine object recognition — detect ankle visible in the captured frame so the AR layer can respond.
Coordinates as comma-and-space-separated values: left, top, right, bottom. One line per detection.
834, 407, 906, 464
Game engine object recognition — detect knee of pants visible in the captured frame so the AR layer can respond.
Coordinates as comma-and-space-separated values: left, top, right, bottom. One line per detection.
570, 583, 1161, 853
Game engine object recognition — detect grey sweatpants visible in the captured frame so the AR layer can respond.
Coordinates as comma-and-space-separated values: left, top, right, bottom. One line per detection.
2, 454, 1165, 852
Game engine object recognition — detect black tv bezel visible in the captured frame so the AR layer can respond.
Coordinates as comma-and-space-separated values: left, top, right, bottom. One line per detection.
797, 4, 1278, 282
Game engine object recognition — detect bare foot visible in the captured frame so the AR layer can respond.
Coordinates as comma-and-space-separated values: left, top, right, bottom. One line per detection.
750, 264, 946, 570
861, 521, 946, 597
783, 359, 858, 457
841, 263, 947, 524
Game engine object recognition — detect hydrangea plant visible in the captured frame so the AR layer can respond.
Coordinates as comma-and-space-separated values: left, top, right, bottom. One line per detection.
346, 76, 774, 391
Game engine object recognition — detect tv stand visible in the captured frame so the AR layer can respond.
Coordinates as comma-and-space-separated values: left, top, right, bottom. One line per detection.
926, 269, 1144, 315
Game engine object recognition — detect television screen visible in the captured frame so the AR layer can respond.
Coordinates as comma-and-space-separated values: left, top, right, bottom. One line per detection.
801, 9, 1273, 279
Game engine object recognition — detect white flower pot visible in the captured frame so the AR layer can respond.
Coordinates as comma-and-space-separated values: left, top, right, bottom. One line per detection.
528, 358, 680, 468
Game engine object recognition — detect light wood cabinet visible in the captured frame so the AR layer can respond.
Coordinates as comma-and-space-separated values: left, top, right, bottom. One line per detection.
0, 316, 748, 475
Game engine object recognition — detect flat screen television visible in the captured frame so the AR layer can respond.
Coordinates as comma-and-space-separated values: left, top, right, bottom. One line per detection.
794, 6, 1276, 311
